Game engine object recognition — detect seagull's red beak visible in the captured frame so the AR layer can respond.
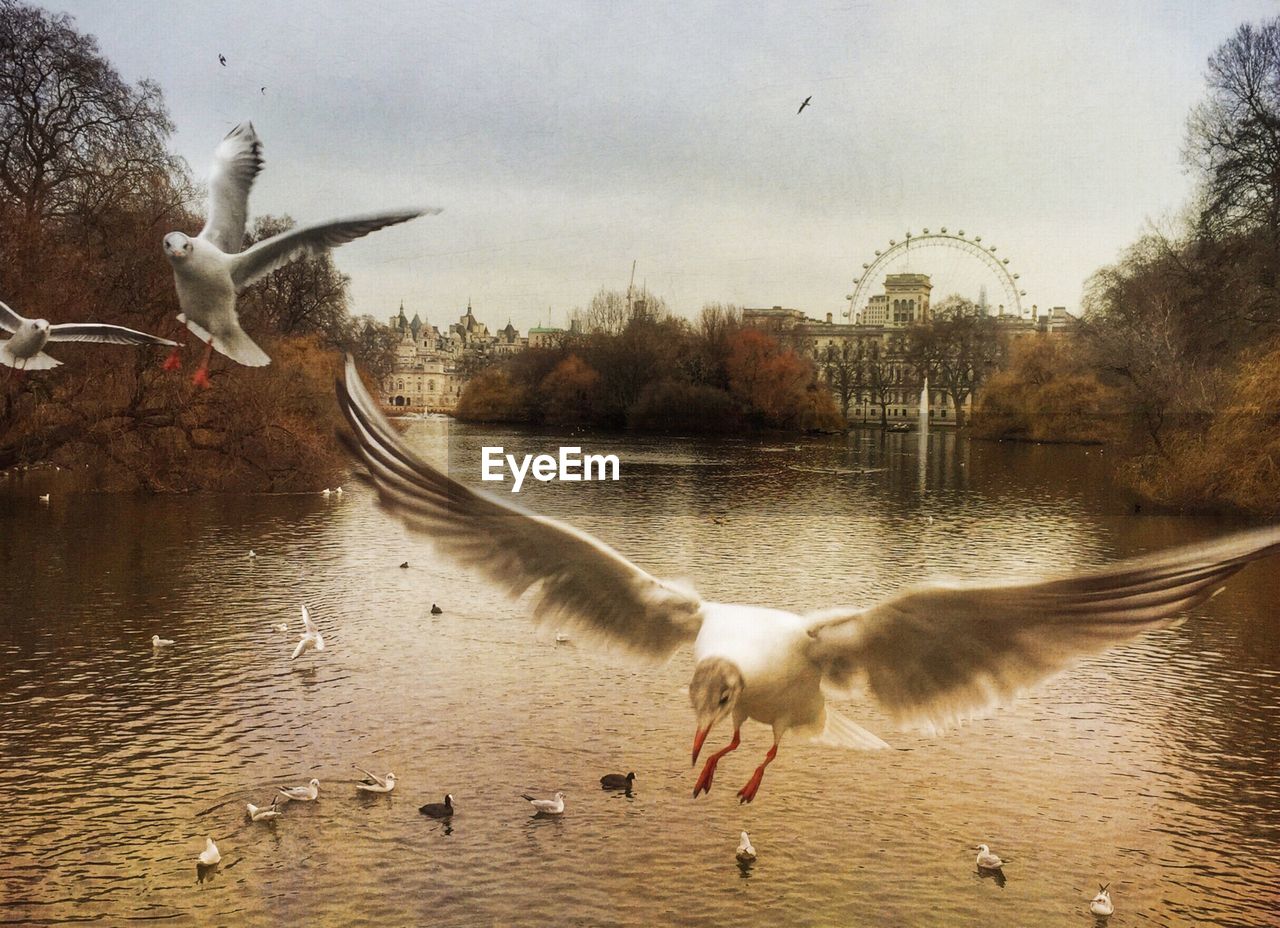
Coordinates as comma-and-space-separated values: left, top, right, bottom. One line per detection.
691, 726, 710, 766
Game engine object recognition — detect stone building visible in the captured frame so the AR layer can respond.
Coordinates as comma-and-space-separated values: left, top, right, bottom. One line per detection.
745, 274, 1075, 426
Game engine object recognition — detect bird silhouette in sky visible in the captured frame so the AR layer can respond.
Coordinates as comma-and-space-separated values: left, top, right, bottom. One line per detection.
218, 54, 226, 67
797, 95, 812, 114
260, 87, 266, 94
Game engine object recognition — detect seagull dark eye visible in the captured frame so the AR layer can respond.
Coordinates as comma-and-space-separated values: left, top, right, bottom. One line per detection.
718, 694, 729, 705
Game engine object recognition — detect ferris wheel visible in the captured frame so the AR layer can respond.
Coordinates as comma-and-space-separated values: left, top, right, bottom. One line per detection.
844, 227, 1028, 319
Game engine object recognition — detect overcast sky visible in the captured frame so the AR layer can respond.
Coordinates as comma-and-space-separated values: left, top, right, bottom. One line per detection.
53, 0, 1278, 330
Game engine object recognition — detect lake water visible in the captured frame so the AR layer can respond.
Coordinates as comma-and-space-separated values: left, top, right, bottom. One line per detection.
2, 425, 1279, 926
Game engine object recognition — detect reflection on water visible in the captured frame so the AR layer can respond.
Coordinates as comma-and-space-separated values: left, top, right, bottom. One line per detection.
2, 426, 1279, 926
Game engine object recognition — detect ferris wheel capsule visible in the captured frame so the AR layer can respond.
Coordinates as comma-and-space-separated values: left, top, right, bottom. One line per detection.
1002, 258, 1009, 264
889, 239, 896, 245
922, 228, 929, 233
1019, 290, 1027, 296
940, 226, 947, 233
1013, 273, 1020, 279
874, 250, 881, 255
862, 263, 869, 269
958, 229, 965, 236
974, 235, 981, 242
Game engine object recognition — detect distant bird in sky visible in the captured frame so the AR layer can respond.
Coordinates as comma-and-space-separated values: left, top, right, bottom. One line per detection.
163, 122, 437, 386
290, 605, 324, 660
260, 86, 266, 94
246, 798, 280, 822
151, 635, 175, 648
1090, 884, 1114, 917
1, 300, 178, 371
419, 794, 454, 818
338, 358, 1280, 804
218, 54, 226, 67
278, 778, 320, 802
976, 844, 1004, 870
736, 831, 756, 862
523, 791, 565, 815
354, 767, 396, 793
797, 95, 812, 114
198, 838, 221, 866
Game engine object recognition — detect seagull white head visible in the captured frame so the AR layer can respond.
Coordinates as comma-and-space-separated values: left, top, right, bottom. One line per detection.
163, 232, 194, 260
689, 657, 744, 764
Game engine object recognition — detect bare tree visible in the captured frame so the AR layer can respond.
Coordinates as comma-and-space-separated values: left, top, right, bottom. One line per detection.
907, 299, 1006, 428
822, 339, 862, 422
236, 215, 351, 339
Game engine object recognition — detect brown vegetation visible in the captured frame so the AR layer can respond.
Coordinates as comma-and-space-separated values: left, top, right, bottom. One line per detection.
0, 2, 396, 491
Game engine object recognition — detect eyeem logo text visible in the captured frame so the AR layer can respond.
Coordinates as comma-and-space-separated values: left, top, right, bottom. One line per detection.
481, 446, 620, 493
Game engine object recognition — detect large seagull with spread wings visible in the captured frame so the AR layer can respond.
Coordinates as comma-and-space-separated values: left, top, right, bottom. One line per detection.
162, 122, 439, 386
337, 358, 1280, 803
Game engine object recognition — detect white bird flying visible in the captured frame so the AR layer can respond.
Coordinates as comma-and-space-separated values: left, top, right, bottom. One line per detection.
197, 837, 221, 866
736, 831, 757, 862
522, 791, 565, 815
290, 605, 325, 660
152, 635, 175, 648
354, 767, 396, 793
278, 778, 320, 802
162, 122, 439, 386
976, 844, 1004, 870
246, 798, 281, 822
1, 299, 177, 371
273, 622, 288, 632
337, 357, 1280, 804
1090, 884, 1114, 916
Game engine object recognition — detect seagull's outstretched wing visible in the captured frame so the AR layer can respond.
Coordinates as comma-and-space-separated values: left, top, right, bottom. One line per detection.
337, 357, 704, 661
230, 209, 438, 289
0, 300, 24, 334
199, 122, 263, 254
805, 525, 1280, 732
301, 605, 317, 635
354, 766, 386, 787
47, 323, 179, 346
290, 638, 307, 661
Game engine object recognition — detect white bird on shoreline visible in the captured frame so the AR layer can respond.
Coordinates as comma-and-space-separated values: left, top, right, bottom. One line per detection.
1090, 884, 1114, 916
197, 838, 221, 866
38, 493, 49, 503
736, 831, 757, 862
152, 635, 175, 648
354, 767, 396, 793
162, 122, 438, 386
278, 778, 320, 802
522, 791, 565, 815
1, 299, 178, 371
246, 798, 281, 822
334, 486, 344, 496
290, 605, 324, 660
321, 488, 331, 497
273, 622, 288, 632
337, 357, 1280, 804
976, 844, 1004, 870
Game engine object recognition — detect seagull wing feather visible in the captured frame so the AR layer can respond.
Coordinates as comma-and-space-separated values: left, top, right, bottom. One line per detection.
0, 300, 24, 334
229, 210, 437, 289
199, 122, 263, 254
805, 525, 1280, 731
336, 357, 703, 662
47, 323, 179, 346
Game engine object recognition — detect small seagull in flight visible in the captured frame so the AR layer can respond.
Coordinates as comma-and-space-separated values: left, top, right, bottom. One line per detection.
162, 122, 437, 386
797, 95, 812, 114
260, 87, 266, 95
290, 605, 325, 660
1, 300, 178, 372
218, 54, 226, 67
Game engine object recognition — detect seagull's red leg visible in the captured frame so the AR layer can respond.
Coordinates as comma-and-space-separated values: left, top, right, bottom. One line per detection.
191, 339, 213, 388
693, 728, 740, 797
736, 741, 778, 804
162, 344, 183, 371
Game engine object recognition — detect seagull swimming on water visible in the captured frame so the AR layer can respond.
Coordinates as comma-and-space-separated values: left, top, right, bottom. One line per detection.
246, 798, 281, 822
522, 791, 565, 815
354, 767, 396, 793
198, 837, 221, 866
337, 357, 1280, 804
736, 831, 757, 862
152, 635, 175, 648
976, 844, 1004, 870
290, 605, 324, 660
278, 778, 320, 802
1090, 884, 1114, 916
38, 493, 49, 503
1, 300, 177, 371
162, 122, 438, 386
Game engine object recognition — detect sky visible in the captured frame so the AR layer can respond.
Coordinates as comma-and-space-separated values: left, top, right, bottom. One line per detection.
51, 0, 1279, 331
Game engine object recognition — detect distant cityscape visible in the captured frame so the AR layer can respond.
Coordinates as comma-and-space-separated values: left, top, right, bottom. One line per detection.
379, 276, 1075, 421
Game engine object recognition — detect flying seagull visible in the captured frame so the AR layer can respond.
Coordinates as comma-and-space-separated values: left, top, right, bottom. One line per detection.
336, 357, 1280, 803
290, 604, 324, 660
218, 54, 226, 67
1, 300, 178, 371
163, 122, 439, 386
797, 95, 812, 114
